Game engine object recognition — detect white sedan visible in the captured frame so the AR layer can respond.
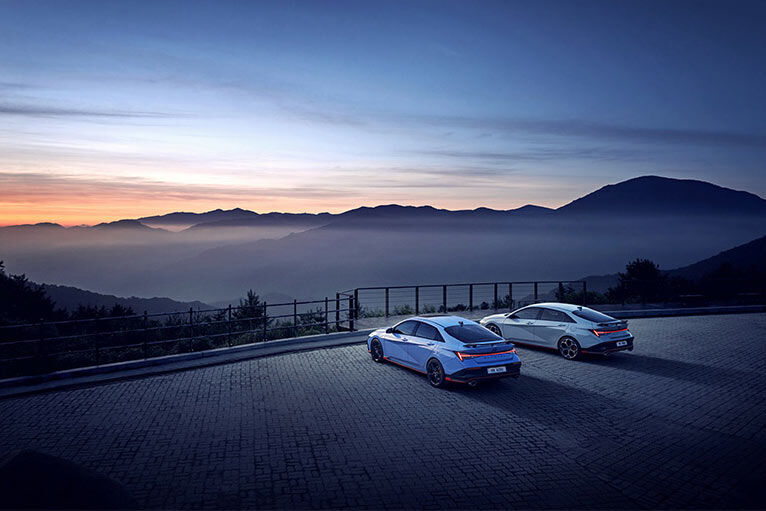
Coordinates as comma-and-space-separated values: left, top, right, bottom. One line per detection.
479, 303, 634, 360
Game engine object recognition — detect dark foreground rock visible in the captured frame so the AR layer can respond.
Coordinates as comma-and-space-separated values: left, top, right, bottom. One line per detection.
0, 449, 137, 509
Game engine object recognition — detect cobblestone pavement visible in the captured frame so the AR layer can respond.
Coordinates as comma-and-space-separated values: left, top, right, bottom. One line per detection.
1, 313, 765, 509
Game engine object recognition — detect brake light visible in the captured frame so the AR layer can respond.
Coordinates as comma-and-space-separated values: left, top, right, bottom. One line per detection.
455, 349, 516, 361
591, 328, 628, 337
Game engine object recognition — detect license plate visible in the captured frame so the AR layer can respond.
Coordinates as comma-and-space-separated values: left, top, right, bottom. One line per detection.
616, 341, 628, 347
487, 366, 506, 374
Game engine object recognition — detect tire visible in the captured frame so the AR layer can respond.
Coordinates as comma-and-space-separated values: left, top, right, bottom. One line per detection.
370, 339, 385, 363
486, 324, 503, 337
558, 336, 582, 360
426, 358, 448, 388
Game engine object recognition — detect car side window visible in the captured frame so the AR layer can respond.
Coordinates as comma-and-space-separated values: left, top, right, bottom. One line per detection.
393, 320, 418, 335
415, 322, 443, 342
539, 308, 575, 323
511, 307, 540, 320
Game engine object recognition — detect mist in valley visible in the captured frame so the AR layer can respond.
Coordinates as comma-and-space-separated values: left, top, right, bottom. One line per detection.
3, 176, 765, 306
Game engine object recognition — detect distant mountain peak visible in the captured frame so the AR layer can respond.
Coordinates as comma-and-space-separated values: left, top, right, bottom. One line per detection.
512, 204, 554, 214
557, 175, 766, 216
92, 219, 157, 230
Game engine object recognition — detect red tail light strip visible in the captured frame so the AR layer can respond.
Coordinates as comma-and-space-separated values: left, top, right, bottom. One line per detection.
455, 349, 516, 361
591, 328, 629, 337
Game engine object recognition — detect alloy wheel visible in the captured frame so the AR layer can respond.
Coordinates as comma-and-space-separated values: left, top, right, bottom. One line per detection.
487, 324, 502, 336
427, 359, 446, 388
558, 337, 581, 360
370, 339, 384, 363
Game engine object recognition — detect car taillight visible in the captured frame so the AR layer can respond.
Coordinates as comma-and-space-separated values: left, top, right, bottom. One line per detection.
591, 328, 629, 337
455, 349, 516, 361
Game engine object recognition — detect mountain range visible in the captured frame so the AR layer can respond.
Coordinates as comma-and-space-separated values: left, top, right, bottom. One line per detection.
40, 284, 210, 315
1, 175, 764, 303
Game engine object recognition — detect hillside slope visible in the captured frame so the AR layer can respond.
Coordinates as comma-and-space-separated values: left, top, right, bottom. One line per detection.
41, 283, 211, 315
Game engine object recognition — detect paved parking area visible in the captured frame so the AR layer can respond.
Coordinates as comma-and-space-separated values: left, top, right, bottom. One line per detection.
1, 313, 765, 509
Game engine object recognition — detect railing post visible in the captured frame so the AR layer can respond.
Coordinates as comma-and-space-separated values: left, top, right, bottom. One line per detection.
354, 289, 359, 320
621, 281, 626, 307
443, 285, 447, 313
415, 286, 419, 315
143, 310, 149, 358
494, 283, 498, 311
534, 282, 538, 303
325, 297, 329, 334
385, 287, 389, 317
469, 284, 473, 312
94, 317, 100, 366
582, 281, 587, 306
335, 293, 340, 330
558, 281, 564, 302
227, 305, 232, 347
37, 318, 48, 374
348, 296, 355, 331
262, 302, 268, 342
293, 299, 298, 338
188, 307, 194, 352
508, 283, 513, 311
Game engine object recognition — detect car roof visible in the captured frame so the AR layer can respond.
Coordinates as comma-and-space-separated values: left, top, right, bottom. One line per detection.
404, 315, 475, 328
519, 302, 585, 312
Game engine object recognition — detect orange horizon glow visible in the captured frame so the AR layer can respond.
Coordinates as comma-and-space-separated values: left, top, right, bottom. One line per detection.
0, 196, 559, 227
0, 171, 568, 227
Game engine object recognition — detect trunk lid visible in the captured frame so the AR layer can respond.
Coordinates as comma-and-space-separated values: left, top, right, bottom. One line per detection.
459, 339, 515, 355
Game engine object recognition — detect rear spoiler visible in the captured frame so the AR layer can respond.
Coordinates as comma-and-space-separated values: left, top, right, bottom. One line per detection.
597, 320, 628, 328
463, 339, 514, 348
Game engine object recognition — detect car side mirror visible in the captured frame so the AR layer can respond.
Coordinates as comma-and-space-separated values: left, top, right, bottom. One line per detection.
386, 327, 393, 334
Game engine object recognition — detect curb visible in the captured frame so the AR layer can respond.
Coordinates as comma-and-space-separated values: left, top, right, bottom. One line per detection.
0, 329, 374, 399
605, 304, 766, 319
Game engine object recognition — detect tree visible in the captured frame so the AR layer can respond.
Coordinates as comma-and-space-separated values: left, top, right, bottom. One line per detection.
611, 258, 666, 304
233, 290, 270, 337
234, 290, 264, 320
0, 261, 63, 325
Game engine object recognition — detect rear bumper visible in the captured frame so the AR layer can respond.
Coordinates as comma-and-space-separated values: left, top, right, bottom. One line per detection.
446, 361, 521, 383
582, 336, 634, 354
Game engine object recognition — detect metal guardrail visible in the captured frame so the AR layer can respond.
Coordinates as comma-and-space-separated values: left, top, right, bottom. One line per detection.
5, 275, 760, 380
0, 297, 356, 380
347, 280, 588, 319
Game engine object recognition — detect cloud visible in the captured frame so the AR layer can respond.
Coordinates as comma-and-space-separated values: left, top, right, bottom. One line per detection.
399, 115, 766, 148
0, 172, 345, 203
412, 146, 637, 162
0, 81, 34, 91
0, 103, 184, 119
171, 70, 765, 148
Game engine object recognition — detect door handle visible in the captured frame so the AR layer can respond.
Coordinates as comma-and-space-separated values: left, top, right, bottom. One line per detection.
526, 322, 534, 325
557, 324, 565, 327
426, 342, 435, 346
401, 337, 408, 342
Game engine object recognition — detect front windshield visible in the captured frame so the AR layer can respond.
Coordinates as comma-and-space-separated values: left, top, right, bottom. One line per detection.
444, 324, 502, 343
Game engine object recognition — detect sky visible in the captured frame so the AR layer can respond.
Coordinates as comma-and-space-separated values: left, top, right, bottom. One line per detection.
1, 0, 765, 225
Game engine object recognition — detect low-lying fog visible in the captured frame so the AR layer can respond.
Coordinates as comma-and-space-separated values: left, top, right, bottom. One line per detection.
2, 214, 763, 304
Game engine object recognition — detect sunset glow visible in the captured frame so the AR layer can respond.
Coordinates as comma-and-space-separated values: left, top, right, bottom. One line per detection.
1, 0, 765, 226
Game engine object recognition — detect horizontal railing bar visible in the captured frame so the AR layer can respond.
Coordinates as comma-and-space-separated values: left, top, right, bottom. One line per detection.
0, 310, 355, 344
354, 280, 584, 291
0, 302, 353, 331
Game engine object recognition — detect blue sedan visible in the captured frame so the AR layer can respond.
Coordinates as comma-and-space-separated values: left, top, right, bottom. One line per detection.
367, 315, 521, 388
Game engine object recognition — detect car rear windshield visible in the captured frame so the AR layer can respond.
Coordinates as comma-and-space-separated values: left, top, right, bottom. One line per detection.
571, 308, 616, 323
444, 324, 502, 343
